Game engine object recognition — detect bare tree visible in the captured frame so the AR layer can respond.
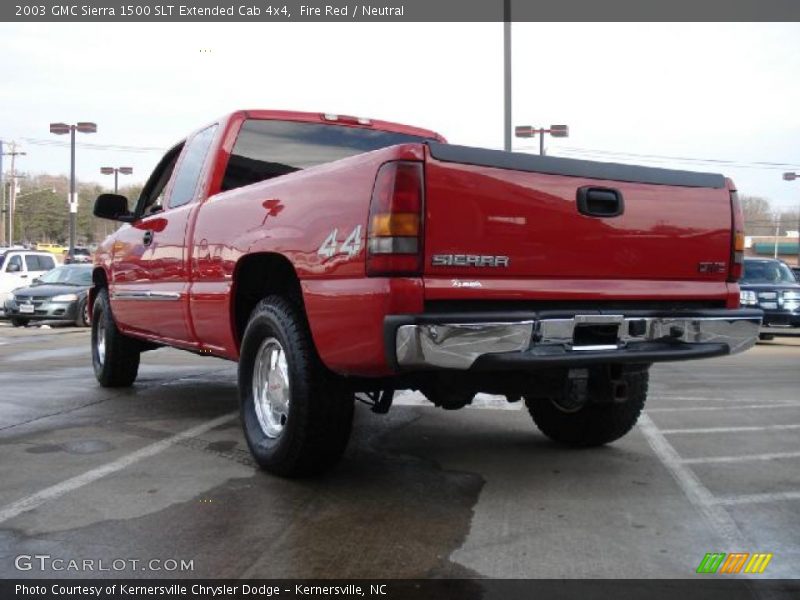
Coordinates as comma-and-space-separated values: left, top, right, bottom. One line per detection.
740, 195, 776, 236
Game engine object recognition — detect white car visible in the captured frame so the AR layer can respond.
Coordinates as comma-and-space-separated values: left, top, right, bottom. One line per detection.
0, 250, 58, 317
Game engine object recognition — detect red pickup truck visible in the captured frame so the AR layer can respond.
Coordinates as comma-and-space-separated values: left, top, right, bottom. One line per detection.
91, 110, 761, 476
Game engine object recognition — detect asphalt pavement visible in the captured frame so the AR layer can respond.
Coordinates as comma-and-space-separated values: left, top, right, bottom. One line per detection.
0, 322, 797, 579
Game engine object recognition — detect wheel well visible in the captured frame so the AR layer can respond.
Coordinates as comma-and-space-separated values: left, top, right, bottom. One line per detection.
89, 268, 109, 318
93, 267, 108, 289
232, 253, 304, 346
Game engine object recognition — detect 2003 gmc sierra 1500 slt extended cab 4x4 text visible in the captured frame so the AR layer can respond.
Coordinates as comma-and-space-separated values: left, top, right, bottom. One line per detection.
90, 109, 762, 477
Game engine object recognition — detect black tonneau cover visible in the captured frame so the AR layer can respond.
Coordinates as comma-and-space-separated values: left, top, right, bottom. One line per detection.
426, 142, 726, 189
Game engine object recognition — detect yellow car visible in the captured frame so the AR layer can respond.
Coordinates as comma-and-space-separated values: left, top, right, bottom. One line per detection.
35, 242, 66, 255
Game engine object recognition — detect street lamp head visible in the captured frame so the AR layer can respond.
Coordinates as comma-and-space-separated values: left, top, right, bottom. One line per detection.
783, 172, 797, 181
549, 125, 569, 138
515, 125, 534, 138
49, 123, 70, 135
100, 167, 114, 175
76, 122, 97, 134
119, 167, 133, 175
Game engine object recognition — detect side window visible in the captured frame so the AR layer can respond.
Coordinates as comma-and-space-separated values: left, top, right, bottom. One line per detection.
24, 255, 40, 271
137, 144, 183, 217
39, 255, 56, 271
168, 125, 218, 208
6, 255, 23, 272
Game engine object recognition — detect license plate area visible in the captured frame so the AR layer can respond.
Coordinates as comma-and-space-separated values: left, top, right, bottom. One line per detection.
19, 304, 35, 314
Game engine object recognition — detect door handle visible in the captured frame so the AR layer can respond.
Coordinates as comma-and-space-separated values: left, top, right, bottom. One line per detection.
576, 187, 624, 218
143, 230, 154, 246
20, 274, 28, 278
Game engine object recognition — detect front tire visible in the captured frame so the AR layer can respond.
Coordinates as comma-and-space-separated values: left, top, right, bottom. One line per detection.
525, 367, 649, 447
75, 298, 90, 327
91, 288, 140, 387
239, 296, 354, 477
10, 318, 29, 327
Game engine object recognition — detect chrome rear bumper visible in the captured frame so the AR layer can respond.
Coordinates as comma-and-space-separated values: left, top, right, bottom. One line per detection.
393, 311, 762, 370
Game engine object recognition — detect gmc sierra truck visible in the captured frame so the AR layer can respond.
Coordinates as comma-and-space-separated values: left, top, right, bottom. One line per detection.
91, 110, 761, 477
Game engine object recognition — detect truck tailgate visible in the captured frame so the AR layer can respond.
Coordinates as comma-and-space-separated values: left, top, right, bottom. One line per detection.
423, 143, 732, 284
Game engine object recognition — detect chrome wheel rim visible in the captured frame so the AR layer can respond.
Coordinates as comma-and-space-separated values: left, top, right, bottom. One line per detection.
83, 302, 90, 325
252, 337, 290, 439
96, 321, 106, 365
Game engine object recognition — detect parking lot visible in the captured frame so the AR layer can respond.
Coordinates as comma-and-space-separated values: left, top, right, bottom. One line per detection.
0, 322, 798, 579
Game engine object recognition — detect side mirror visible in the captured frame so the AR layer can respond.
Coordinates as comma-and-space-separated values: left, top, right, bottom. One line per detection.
94, 193, 135, 222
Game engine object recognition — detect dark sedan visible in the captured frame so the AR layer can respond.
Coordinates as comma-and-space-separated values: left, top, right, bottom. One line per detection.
4, 264, 92, 327
739, 258, 800, 337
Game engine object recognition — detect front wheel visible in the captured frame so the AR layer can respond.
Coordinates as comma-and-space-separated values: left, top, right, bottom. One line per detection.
525, 367, 649, 447
75, 298, 90, 327
238, 296, 354, 477
91, 288, 140, 387
10, 318, 29, 327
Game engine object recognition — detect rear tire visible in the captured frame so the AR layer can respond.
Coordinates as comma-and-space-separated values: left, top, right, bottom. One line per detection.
239, 296, 354, 477
759, 333, 774, 341
525, 367, 648, 447
10, 318, 29, 327
91, 288, 140, 387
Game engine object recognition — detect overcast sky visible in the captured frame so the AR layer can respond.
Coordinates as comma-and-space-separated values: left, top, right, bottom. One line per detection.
1, 22, 799, 209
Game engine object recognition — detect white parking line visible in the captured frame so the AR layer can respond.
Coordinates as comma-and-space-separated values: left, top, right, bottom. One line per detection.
653, 396, 799, 403
637, 414, 746, 546
647, 403, 800, 412
0, 412, 237, 525
680, 451, 800, 465
711, 491, 800, 506
660, 424, 800, 435
393, 392, 523, 411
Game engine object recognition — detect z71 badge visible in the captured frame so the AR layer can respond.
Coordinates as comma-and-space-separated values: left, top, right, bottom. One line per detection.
432, 254, 510, 268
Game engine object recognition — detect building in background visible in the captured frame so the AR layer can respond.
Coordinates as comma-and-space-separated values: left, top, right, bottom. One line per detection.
745, 231, 800, 266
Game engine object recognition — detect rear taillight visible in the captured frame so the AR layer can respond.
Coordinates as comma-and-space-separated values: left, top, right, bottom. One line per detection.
366, 161, 424, 276
728, 185, 744, 282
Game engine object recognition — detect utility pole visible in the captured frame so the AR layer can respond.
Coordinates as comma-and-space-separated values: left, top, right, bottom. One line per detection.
773, 214, 781, 259
503, 0, 512, 152
1, 142, 26, 246
0, 139, 4, 245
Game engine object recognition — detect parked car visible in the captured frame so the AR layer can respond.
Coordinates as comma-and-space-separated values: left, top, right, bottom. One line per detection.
739, 258, 800, 337
64, 247, 93, 264
0, 249, 58, 316
35, 242, 66, 256
90, 109, 761, 477
3, 264, 92, 327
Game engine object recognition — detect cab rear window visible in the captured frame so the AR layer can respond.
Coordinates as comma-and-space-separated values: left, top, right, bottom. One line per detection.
221, 119, 436, 192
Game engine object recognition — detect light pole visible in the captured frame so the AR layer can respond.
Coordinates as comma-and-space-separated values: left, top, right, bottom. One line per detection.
50, 121, 97, 258
783, 172, 799, 266
514, 124, 570, 155
100, 166, 132, 238
503, 0, 511, 152
100, 166, 133, 195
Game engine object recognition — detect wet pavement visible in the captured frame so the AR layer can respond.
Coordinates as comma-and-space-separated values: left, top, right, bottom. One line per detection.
0, 322, 798, 579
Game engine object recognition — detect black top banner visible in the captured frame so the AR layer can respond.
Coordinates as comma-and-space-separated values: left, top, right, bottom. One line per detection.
4, 0, 800, 22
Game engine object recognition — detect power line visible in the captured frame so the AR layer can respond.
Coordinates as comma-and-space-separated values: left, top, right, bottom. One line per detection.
515, 144, 800, 172
20, 137, 165, 154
